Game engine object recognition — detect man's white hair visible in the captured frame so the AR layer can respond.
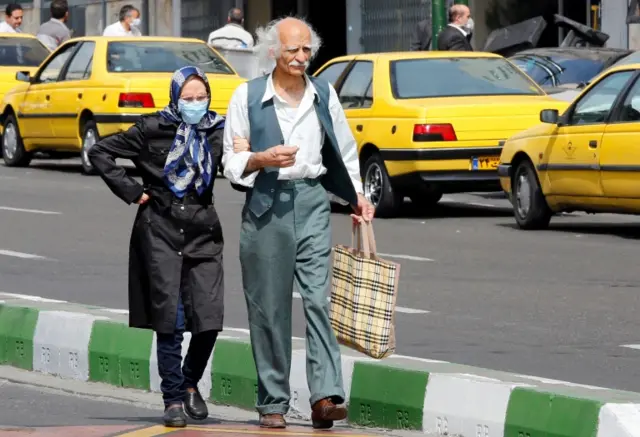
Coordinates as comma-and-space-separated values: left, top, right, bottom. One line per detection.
254, 17, 323, 73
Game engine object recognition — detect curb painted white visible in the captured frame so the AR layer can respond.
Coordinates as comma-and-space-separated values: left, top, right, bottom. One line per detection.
33, 310, 106, 381
149, 332, 214, 400
422, 373, 532, 437
288, 349, 372, 419
598, 404, 640, 437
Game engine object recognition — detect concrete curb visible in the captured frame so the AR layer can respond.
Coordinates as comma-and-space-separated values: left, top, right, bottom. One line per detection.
2, 300, 640, 436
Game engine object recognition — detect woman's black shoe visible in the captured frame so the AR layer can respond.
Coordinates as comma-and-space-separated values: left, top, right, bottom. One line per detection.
184, 387, 208, 420
163, 404, 187, 427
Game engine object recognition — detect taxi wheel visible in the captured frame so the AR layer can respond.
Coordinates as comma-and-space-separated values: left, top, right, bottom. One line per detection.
512, 160, 551, 230
362, 153, 402, 217
2, 114, 31, 167
81, 120, 98, 175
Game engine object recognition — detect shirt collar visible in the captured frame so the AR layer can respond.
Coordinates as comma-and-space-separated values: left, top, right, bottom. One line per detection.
262, 72, 318, 104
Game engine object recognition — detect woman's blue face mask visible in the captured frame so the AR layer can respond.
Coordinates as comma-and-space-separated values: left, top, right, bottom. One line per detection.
178, 98, 209, 125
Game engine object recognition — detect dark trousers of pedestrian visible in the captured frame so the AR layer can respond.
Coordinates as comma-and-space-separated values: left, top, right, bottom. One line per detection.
156, 295, 218, 407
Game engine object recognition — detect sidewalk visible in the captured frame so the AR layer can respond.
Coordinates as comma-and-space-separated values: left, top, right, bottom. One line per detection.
2, 293, 640, 436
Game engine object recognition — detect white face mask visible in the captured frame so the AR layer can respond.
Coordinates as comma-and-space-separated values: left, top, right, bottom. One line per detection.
131, 18, 141, 27
464, 17, 474, 33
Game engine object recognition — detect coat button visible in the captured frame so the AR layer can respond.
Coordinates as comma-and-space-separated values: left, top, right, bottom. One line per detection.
270, 189, 275, 193
178, 251, 182, 256
179, 229, 184, 234
180, 206, 185, 211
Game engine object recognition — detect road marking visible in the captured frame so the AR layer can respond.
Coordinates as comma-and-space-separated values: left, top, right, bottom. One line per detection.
0, 292, 66, 303
621, 344, 640, 350
392, 354, 448, 363
103, 308, 129, 314
377, 252, 434, 262
0, 206, 61, 215
293, 292, 429, 315
0, 249, 51, 260
468, 202, 498, 208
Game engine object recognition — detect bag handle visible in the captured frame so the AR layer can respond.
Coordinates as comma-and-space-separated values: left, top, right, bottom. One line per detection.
351, 221, 371, 257
351, 221, 378, 258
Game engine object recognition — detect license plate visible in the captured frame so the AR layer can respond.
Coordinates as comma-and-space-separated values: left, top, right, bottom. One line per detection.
470, 156, 500, 171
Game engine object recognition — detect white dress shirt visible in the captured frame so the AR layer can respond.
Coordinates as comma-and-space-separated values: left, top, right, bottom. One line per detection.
0, 22, 19, 33
222, 73, 364, 196
208, 23, 254, 49
103, 21, 141, 37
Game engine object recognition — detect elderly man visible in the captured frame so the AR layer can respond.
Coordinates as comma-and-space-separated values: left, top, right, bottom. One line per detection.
437, 4, 474, 51
222, 17, 374, 430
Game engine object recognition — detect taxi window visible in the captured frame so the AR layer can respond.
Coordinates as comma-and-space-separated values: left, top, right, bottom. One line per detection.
0, 37, 49, 67
106, 41, 234, 74
390, 57, 543, 98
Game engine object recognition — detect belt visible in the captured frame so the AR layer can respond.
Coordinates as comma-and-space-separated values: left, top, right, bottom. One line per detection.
277, 178, 321, 188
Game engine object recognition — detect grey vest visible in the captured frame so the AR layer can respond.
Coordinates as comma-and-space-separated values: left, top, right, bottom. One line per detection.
244, 75, 358, 218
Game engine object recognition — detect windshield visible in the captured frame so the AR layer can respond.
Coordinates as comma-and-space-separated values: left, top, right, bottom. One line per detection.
106, 41, 235, 74
511, 55, 604, 87
391, 57, 542, 99
0, 37, 49, 67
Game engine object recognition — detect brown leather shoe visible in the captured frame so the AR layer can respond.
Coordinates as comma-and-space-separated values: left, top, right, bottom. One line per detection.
311, 398, 347, 429
259, 413, 287, 428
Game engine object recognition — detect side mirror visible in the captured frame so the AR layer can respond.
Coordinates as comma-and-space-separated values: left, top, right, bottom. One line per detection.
540, 109, 559, 124
15, 71, 30, 83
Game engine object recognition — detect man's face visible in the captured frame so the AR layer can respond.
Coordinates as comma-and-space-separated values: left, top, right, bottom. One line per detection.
275, 22, 312, 77
7, 9, 23, 29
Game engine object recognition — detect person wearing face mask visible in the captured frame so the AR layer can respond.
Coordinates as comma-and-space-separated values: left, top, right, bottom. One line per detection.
436, 4, 474, 51
88, 66, 226, 428
103, 4, 142, 37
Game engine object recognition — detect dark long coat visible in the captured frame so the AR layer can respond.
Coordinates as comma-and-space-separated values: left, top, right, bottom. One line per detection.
88, 114, 224, 335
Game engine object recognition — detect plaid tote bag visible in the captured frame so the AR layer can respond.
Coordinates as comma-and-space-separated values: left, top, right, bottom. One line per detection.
329, 221, 401, 359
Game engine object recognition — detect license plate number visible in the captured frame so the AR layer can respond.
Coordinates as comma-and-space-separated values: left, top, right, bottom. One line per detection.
470, 156, 499, 171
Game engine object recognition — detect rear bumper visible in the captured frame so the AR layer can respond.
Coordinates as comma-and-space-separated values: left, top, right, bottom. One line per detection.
391, 170, 501, 194
497, 164, 512, 193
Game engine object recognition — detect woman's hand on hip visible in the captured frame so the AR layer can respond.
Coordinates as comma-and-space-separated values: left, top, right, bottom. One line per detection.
136, 193, 150, 204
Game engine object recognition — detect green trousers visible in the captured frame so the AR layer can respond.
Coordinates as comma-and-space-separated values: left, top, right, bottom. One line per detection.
239, 178, 345, 415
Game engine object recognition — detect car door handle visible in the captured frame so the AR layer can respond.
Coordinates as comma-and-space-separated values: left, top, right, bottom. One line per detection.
589, 140, 598, 148
45, 95, 50, 101
77, 93, 82, 99
356, 124, 363, 132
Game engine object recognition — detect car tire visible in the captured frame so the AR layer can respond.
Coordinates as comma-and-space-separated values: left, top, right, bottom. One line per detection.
362, 153, 402, 218
81, 120, 98, 175
2, 114, 31, 167
512, 160, 552, 230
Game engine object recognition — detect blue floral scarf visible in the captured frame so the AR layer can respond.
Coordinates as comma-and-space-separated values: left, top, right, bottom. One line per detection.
159, 66, 225, 197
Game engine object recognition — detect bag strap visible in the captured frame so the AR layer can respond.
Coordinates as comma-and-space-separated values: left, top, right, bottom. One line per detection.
351, 221, 371, 257
364, 221, 378, 255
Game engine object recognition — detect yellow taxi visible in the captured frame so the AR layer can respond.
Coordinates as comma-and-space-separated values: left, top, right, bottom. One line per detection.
313, 52, 569, 217
0, 36, 245, 174
0, 33, 49, 102
498, 63, 640, 229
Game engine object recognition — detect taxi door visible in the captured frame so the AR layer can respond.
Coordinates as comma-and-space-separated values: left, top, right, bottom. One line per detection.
598, 73, 640, 199
49, 41, 95, 141
333, 60, 374, 156
544, 70, 635, 198
18, 42, 78, 145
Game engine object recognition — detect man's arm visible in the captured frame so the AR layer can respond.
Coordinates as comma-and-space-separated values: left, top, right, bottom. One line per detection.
221, 83, 260, 187
448, 32, 471, 51
327, 85, 364, 195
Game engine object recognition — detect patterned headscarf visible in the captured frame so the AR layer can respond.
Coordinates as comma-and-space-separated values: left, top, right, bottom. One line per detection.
159, 66, 225, 198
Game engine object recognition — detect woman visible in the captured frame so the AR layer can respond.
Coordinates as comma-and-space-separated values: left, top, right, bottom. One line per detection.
89, 66, 225, 428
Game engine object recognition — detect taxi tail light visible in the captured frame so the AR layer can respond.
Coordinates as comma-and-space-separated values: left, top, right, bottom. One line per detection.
118, 93, 155, 108
413, 124, 457, 142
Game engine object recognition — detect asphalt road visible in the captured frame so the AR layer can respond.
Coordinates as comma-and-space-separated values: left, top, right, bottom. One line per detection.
1, 158, 640, 393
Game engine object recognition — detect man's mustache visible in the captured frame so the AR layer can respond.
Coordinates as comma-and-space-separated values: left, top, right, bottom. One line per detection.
289, 60, 309, 68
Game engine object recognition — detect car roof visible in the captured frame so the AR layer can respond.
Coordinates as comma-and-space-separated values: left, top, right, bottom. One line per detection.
64, 35, 207, 44
0, 32, 38, 39
513, 47, 632, 61
606, 62, 640, 73
330, 51, 504, 63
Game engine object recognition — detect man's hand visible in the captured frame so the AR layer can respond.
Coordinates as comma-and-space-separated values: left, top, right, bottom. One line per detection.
233, 136, 251, 153
259, 145, 299, 168
351, 193, 375, 223
136, 193, 150, 205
